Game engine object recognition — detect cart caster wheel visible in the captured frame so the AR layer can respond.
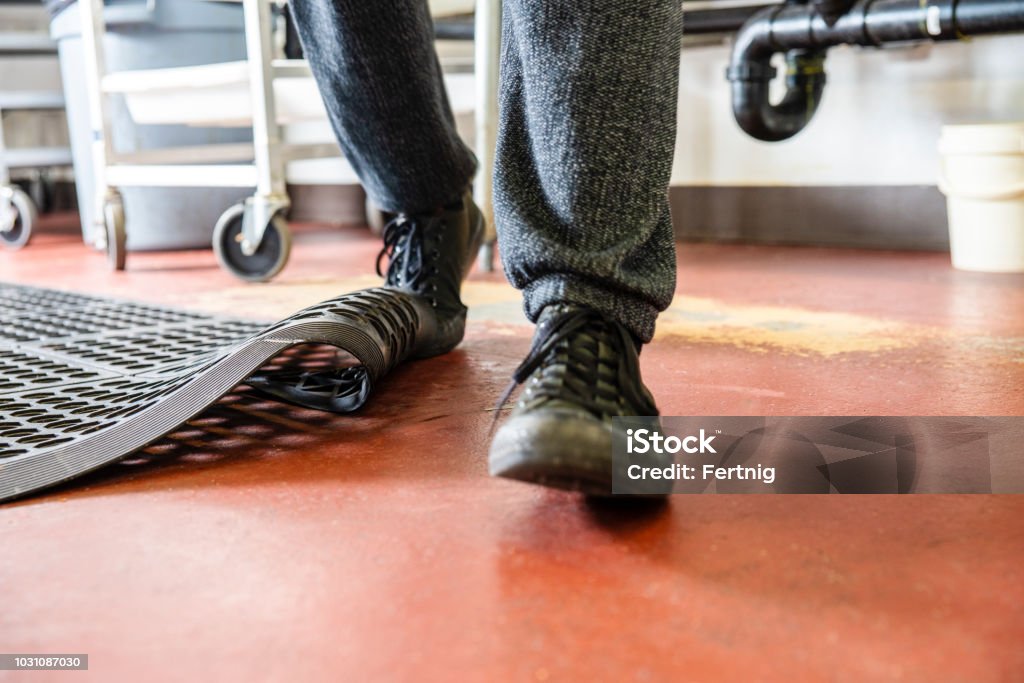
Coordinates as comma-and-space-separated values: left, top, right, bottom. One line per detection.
213, 204, 291, 282
0, 187, 36, 251
103, 195, 126, 271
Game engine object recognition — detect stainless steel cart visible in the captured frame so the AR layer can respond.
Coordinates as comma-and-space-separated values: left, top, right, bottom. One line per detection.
80, 0, 502, 279
79, 0, 339, 279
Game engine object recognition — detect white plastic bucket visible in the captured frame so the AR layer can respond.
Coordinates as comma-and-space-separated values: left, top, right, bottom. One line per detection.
939, 122, 1024, 272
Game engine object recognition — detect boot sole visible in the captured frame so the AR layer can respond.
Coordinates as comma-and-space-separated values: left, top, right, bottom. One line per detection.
489, 411, 620, 496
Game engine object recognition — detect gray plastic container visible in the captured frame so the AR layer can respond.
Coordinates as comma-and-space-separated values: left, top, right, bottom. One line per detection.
51, 0, 253, 251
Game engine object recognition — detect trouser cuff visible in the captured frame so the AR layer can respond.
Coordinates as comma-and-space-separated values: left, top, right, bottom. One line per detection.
522, 275, 661, 343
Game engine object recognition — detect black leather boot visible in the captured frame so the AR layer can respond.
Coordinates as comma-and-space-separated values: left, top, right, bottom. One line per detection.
489, 304, 662, 495
376, 189, 485, 359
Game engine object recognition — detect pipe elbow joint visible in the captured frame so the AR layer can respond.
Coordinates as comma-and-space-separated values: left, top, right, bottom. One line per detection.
727, 8, 828, 142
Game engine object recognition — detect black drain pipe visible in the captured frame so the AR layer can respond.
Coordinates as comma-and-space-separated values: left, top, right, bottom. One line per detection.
726, 0, 1024, 142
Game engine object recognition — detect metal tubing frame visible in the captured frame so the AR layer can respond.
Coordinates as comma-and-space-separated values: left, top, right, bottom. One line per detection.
106, 164, 259, 188
0, 101, 10, 190
0, 106, 12, 233
240, 0, 289, 256
79, 0, 116, 248
474, 0, 501, 272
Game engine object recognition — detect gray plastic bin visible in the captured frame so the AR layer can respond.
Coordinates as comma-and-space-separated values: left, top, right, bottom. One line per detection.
51, 0, 254, 251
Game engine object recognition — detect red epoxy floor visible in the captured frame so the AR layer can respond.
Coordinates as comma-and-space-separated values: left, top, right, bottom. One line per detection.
1, 218, 1022, 682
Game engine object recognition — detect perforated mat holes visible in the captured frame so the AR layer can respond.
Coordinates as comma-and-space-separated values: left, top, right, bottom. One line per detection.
0, 314, 110, 344
0, 349, 110, 394
37, 320, 267, 374
0, 282, 213, 324
257, 289, 420, 374
0, 286, 101, 314
0, 304, 218, 346
255, 344, 350, 375
0, 376, 189, 459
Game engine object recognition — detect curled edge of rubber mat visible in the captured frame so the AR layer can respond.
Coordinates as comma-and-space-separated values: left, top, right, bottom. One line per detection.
0, 287, 427, 502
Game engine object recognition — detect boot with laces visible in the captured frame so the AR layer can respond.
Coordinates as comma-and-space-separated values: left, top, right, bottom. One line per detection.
243, 191, 484, 415
489, 304, 665, 496
376, 189, 485, 359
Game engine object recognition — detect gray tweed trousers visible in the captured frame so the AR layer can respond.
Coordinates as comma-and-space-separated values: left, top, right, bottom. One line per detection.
291, 0, 681, 341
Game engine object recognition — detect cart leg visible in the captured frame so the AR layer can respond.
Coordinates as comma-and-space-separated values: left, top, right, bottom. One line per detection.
474, 0, 501, 273
103, 191, 126, 270
0, 101, 10, 191
80, 0, 119, 254
241, 0, 290, 258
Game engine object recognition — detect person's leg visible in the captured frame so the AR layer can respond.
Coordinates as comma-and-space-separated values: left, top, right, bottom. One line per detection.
290, 0, 476, 214
489, 0, 684, 494
493, 0, 682, 344
291, 1, 485, 359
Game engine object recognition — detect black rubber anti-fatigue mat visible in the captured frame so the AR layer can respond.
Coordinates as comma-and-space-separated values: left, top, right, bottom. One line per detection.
0, 282, 422, 501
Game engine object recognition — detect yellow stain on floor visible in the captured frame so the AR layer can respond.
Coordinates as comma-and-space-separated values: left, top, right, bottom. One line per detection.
187, 277, 528, 323
187, 278, 968, 358
657, 296, 918, 356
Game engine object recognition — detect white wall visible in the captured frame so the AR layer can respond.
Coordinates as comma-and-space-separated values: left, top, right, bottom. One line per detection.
672, 34, 1024, 186
293, 35, 1024, 188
